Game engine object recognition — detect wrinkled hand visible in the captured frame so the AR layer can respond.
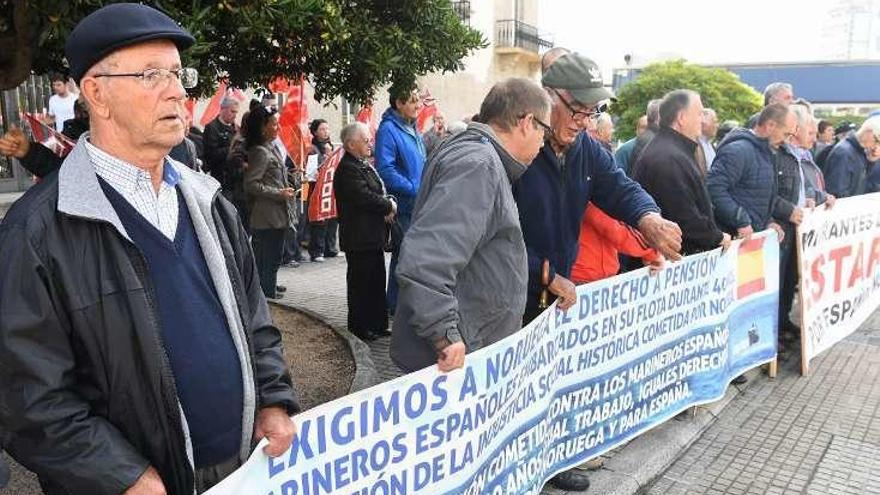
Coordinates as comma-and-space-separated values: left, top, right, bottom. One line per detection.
281, 187, 296, 199
0, 127, 30, 158
255, 406, 297, 457
736, 225, 754, 240
644, 254, 665, 275
437, 341, 466, 372
805, 198, 817, 209
548, 274, 577, 310
719, 232, 732, 252
789, 207, 804, 225
825, 194, 836, 209
124, 466, 166, 495
637, 213, 682, 261
768, 222, 785, 243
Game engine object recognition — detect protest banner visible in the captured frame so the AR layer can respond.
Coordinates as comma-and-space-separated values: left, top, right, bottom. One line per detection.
207, 233, 778, 495
797, 192, 880, 375
307, 147, 343, 222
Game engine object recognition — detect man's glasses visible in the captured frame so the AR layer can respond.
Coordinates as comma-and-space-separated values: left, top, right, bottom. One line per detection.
93, 67, 199, 90
532, 115, 553, 134
552, 89, 605, 122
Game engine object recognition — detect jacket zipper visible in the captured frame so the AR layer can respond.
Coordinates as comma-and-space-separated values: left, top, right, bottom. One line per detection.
61, 212, 192, 490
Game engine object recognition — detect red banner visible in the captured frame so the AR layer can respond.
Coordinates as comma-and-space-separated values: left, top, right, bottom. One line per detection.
308, 147, 343, 222
275, 78, 311, 167
23, 112, 75, 158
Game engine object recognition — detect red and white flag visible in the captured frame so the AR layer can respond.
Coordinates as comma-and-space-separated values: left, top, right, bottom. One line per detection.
23, 112, 75, 158
356, 104, 378, 139
272, 78, 311, 168
416, 88, 438, 133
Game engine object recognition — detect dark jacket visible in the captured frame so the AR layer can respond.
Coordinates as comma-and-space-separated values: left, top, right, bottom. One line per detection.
824, 135, 877, 198
772, 143, 803, 224
334, 151, 394, 252
203, 117, 237, 188
391, 123, 528, 372
514, 132, 659, 300
707, 129, 779, 233
375, 108, 427, 218
633, 127, 723, 255
245, 143, 293, 230
629, 123, 659, 174
0, 142, 298, 495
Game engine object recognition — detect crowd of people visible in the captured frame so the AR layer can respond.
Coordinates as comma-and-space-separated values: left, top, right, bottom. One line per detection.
2, 4, 880, 494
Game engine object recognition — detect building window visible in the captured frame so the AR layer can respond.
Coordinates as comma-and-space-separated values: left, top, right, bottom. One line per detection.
451, 1, 471, 25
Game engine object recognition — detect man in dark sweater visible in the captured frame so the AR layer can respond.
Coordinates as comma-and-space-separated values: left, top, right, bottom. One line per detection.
633, 89, 731, 255
203, 97, 240, 187
0, 5, 297, 495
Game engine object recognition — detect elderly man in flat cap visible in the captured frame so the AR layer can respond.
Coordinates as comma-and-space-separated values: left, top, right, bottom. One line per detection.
513, 51, 683, 491
0, 4, 297, 494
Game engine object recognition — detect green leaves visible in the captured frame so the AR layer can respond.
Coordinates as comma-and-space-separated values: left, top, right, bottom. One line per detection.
612, 60, 763, 142
5, 0, 484, 104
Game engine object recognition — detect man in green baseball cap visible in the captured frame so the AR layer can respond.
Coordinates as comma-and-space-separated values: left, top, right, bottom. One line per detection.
514, 53, 684, 490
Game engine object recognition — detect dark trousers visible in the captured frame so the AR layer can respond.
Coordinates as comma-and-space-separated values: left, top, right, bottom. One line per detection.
252, 228, 286, 297
308, 219, 339, 258
195, 455, 241, 494
282, 227, 302, 263
297, 198, 310, 246
386, 213, 412, 314
346, 250, 389, 335
779, 227, 798, 331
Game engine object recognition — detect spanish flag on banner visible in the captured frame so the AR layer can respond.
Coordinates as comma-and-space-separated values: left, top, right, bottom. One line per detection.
737, 237, 766, 299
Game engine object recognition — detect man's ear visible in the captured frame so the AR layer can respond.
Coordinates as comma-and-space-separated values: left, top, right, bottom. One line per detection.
80, 77, 110, 120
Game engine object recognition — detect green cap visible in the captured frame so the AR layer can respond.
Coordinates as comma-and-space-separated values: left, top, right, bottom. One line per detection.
541, 53, 615, 106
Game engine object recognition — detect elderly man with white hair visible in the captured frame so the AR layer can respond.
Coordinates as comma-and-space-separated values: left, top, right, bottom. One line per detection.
333, 122, 398, 341
825, 116, 880, 197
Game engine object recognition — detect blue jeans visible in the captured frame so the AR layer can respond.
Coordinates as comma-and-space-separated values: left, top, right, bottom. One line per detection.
386, 213, 412, 314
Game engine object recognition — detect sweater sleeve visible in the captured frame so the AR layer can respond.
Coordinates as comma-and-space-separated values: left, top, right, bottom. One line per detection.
588, 138, 660, 227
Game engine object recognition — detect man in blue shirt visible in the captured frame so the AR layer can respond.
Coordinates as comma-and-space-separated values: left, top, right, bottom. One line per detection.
376, 84, 427, 315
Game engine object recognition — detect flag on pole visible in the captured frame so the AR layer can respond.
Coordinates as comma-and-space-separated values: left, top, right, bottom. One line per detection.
737, 237, 767, 299
23, 112, 75, 158
274, 78, 311, 168
308, 147, 343, 222
416, 88, 438, 133
356, 104, 378, 139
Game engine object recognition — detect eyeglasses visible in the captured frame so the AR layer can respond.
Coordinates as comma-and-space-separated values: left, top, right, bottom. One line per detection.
552, 89, 605, 122
92, 67, 199, 90
532, 115, 553, 134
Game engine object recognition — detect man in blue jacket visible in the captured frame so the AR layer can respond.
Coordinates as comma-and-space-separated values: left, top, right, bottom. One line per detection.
376, 84, 427, 314
824, 116, 880, 198
515, 53, 682, 325
707, 104, 792, 242
514, 50, 683, 492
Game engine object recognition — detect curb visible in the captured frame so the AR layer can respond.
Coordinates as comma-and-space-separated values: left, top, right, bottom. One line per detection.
569, 367, 763, 495
269, 301, 381, 394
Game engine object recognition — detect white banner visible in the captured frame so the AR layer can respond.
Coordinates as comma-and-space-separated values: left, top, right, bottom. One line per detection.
798, 192, 880, 373
207, 235, 779, 495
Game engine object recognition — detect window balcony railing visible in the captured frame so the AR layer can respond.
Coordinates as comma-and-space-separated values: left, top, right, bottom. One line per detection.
495, 19, 553, 54
451, 1, 471, 25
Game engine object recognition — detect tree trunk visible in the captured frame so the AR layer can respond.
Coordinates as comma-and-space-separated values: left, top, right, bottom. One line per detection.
0, 0, 36, 91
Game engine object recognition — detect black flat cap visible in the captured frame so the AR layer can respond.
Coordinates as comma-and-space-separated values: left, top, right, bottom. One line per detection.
65, 3, 196, 83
